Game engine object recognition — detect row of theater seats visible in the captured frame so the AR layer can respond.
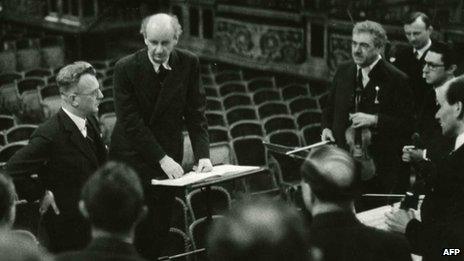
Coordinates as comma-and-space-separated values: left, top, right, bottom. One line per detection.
0, 35, 65, 72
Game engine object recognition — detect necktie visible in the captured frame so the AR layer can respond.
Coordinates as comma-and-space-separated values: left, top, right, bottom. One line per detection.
158, 65, 168, 82
355, 68, 363, 111
85, 121, 96, 151
414, 50, 419, 60
357, 68, 363, 89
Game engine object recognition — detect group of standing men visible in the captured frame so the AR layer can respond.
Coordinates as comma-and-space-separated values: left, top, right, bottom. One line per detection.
3, 9, 464, 261
322, 12, 464, 260
6, 13, 212, 260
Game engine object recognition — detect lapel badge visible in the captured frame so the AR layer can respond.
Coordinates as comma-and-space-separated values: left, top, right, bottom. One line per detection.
374, 86, 380, 104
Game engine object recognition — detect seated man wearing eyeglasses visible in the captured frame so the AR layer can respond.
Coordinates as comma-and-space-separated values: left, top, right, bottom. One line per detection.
5, 61, 107, 253
402, 42, 458, 164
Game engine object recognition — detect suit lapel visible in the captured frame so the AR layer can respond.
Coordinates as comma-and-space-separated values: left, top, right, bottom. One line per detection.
86, 115, 107, 163
59, 109, 99, 166
151, 49, 184, 122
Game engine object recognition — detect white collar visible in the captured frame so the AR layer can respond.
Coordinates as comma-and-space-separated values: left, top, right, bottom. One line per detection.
357, 55, 382, 77
414, 39, 432, 59
455, 132, 464, 150
62, 107, 87, 137
147, 52, 172, 73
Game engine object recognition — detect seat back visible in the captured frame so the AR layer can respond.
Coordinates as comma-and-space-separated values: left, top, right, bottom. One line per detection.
189, 215, 223, 249
222, 93, 252, 110
252, 89, 281, 105
226, 106, 257, 125
281, 84, 309, 100
5, 124, 37, 143
187, 186, 231, 220
257, 101, 289, 119
229, 120, 263, 138
263, 115, 297, 134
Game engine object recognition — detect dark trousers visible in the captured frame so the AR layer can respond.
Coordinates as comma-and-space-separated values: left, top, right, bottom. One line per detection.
135, 185, 176, 260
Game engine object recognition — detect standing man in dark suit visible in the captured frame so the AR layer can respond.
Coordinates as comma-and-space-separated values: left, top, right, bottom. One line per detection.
321, 20, 414, 193
5, 61, 106, 252
386, 76, 464, 260
56, 161, 148, 261
109, 13, 212, 259
390, 12, 434, 116
300, 145, 412, 261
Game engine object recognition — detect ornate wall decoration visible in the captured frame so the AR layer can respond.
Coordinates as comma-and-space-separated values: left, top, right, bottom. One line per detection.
328, 33, 352, 75
215, 18, 304, 64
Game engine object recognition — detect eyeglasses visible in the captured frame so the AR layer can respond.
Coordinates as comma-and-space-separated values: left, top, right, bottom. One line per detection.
74, 88, 102, 97
424, 62, 445, 70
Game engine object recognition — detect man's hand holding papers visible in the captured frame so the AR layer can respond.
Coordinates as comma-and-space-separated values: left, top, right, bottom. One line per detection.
152, 165, 259, 187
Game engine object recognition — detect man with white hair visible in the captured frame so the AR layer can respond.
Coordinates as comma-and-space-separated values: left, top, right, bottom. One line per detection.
110, 13, 212, 259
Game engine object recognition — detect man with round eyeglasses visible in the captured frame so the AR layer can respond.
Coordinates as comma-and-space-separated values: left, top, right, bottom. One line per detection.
403, 42, 457, 164
6, 61, 107, 253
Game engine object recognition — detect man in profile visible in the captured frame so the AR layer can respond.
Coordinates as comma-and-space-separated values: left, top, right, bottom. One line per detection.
386, 76, 464, 260
207, 197, 310, 261
300, 145, 411, 261
6, 61, 106, 252
110, 13, 212, 259
56, 161, 147, 261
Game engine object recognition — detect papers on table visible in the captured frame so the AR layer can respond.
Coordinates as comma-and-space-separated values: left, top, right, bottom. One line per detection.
356, 202, 400, 230
151, 164, 260, 187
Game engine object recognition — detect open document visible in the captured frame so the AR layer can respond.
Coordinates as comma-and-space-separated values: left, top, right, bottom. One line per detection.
151, 164, 260, 187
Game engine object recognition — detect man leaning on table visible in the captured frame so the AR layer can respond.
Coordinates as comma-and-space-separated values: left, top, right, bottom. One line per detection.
109, 13, 212, 260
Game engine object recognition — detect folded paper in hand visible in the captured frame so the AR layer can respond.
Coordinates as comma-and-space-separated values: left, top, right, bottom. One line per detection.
151, 164, 260, 187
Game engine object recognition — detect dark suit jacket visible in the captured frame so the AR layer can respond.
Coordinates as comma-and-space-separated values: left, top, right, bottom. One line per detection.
416, 88, 454, 162
390, 42, 433, 116
310, 211, 412, 261
405, 142, 464, 260
5, 109, 107, 251
322, 60, 414, 184
55, 237, 147, 261
109, 48, 209, 183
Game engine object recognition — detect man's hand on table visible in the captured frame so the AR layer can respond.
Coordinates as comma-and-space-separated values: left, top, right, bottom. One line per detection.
194, 158, 213, 173
159, 155, 184, 179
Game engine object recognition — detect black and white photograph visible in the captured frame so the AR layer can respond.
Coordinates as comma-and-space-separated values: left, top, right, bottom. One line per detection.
1, 0, 464, 260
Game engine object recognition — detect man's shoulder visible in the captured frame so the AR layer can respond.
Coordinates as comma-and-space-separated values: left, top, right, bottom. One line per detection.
174, 48, 198, 59
115, 49, 146, 68
333, 61, 355, 79
31, 112, 62, 139
336, 61, 355, 71
381, 60, 409, 80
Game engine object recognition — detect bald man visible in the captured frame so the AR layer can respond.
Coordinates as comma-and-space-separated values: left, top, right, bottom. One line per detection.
300, 146, 412, 261
109, 13, 212, 259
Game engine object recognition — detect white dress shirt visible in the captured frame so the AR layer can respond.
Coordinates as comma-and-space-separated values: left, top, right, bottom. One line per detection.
357, 55, 382, 87
455, 132, 464, 151
147, 52, 172, 73
62, 107, 87, 137
414, 39, 432, 60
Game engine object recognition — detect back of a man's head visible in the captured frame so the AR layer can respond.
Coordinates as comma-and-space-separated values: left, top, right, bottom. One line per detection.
0, 173, 16, 228
0, 231, 49, 261
207, 197, 309, 261
80, 161, 145, 234
300, 146, 360, 205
